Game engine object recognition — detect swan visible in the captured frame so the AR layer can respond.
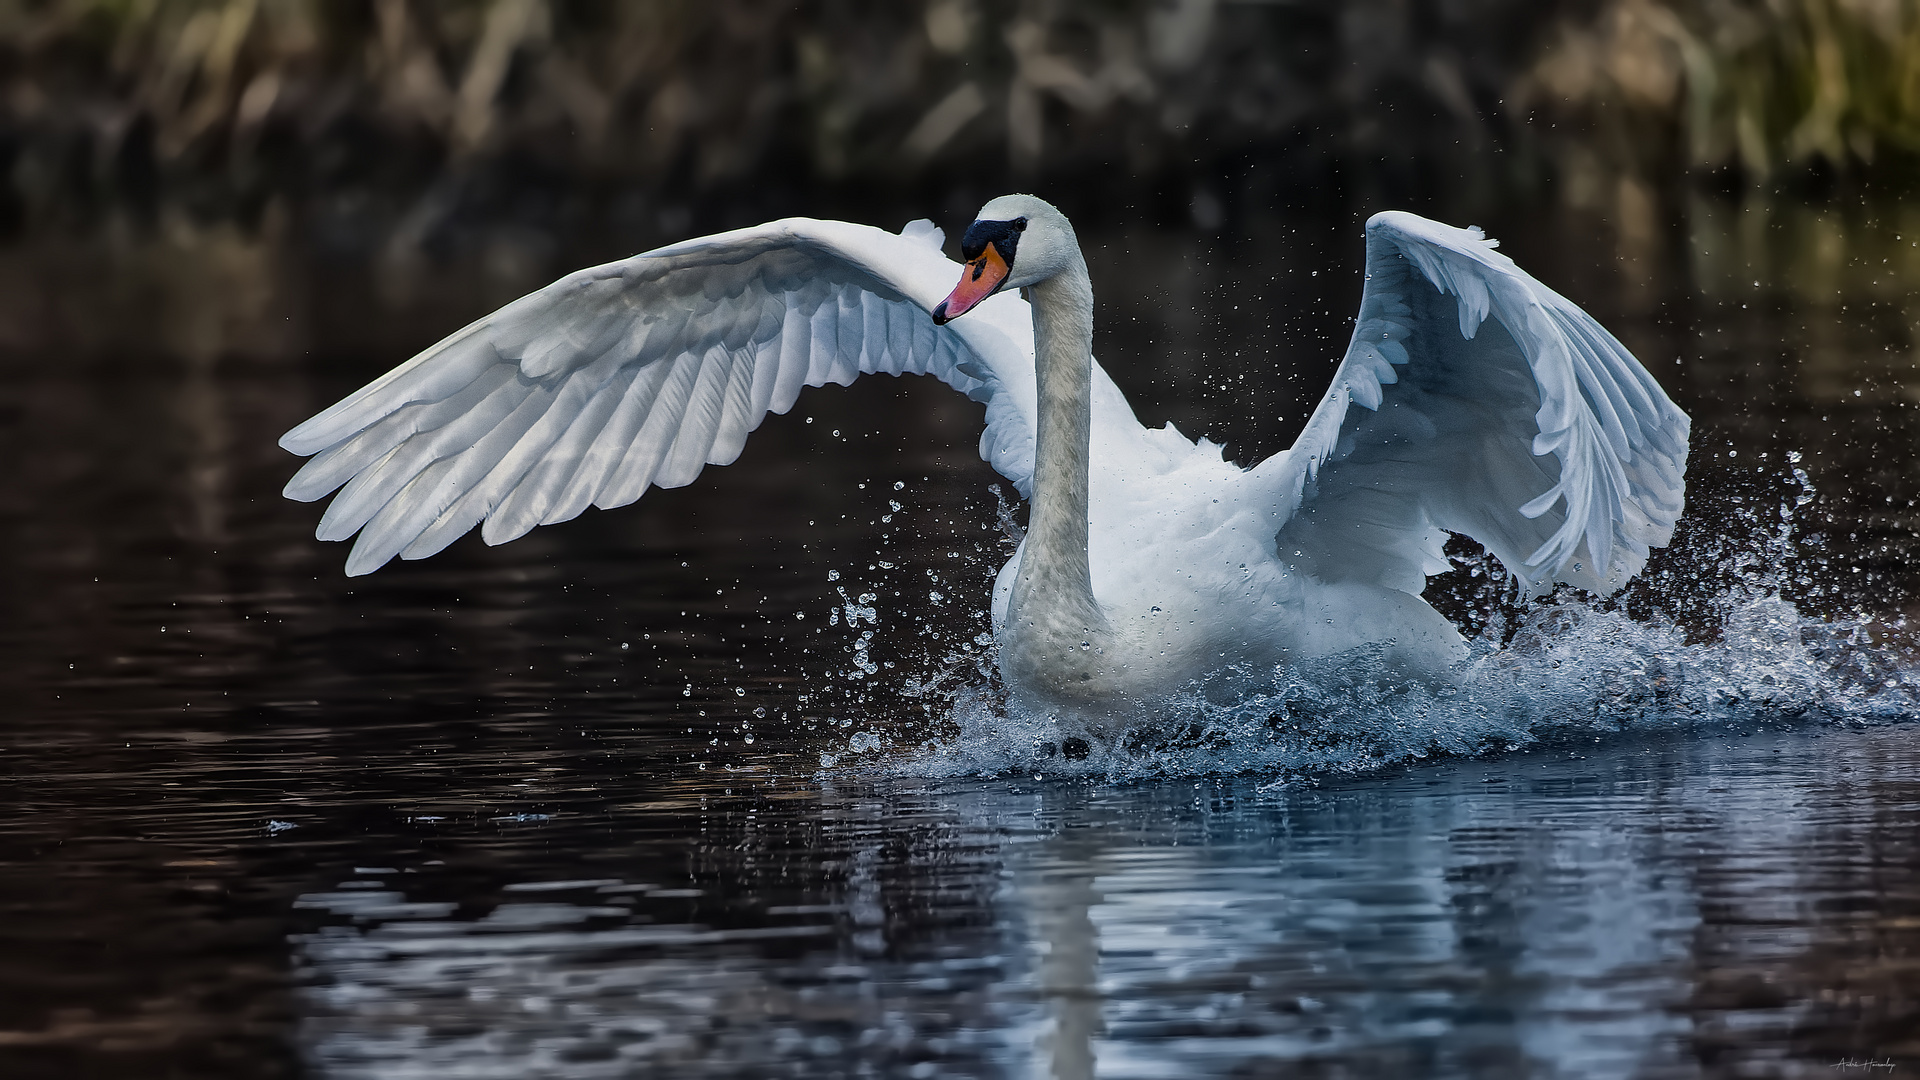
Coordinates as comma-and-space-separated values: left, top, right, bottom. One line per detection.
279, 195, 1689, 714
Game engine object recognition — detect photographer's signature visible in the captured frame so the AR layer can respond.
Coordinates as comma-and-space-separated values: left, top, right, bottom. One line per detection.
1831, 1060, 1897, 1072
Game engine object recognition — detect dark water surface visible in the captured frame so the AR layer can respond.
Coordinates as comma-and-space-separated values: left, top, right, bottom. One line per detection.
3, 198, 1920, 1077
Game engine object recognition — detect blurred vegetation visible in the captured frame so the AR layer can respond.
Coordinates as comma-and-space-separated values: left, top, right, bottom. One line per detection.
0, 0, 1915, 246
1537, 0, 1920, 177
1529, 0, 1920, 261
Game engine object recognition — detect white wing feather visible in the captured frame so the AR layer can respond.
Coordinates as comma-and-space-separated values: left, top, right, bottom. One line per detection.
1256, 211, 1689, 595
280, 218, 1039, 575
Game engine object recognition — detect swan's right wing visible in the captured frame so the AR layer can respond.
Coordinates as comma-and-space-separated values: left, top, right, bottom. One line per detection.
1255, 211, 1689, 596
280, 218, 1039, 576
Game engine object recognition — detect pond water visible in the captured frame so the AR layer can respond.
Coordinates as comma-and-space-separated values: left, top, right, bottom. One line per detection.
2, 195, 1919, 1078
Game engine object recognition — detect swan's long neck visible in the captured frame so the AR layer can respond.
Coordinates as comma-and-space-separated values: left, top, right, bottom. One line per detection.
1007, 254, 1107, 643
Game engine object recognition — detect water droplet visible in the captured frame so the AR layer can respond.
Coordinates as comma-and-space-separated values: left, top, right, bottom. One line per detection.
752, 706, 767, 718
893, 480, 905, 490
827, 570, 840, 581
734, 687, 746, 696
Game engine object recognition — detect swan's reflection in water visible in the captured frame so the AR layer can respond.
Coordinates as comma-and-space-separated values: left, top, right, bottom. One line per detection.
294, 730, 1920, 1078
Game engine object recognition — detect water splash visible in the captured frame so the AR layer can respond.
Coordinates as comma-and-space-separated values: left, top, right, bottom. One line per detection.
816, 458, 1920, 781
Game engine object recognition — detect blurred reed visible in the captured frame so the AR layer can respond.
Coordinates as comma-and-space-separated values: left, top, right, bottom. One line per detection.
1535, 0, 1920, 178
0, 0, 1442, 230
0, 0, 1917, 368
1525, 0, 1920, 262
5, 0, 1912, 243
7, 0, 1912, 231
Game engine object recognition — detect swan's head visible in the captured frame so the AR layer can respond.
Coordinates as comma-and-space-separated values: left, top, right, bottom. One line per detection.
932, 194, 1078, 324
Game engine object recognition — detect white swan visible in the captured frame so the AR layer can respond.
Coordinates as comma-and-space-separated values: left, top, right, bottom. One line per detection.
280, 194, 1689, 713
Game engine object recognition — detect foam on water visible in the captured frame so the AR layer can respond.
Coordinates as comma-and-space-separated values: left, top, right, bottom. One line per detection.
894, 593, 1915, 782
815, 457, 1920, 781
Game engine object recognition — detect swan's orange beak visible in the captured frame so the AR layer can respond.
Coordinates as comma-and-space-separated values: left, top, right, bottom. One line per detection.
932, 244, 1011, 324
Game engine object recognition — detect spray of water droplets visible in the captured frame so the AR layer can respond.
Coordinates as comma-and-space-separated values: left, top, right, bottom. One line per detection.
808, 456, 1919, 782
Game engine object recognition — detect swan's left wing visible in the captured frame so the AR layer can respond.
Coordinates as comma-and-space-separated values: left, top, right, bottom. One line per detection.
280, 218, 1039, 575
1254, 211, 1689, 595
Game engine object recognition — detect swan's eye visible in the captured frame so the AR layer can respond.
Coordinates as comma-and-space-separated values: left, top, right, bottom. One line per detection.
1012, 217, 1028, 232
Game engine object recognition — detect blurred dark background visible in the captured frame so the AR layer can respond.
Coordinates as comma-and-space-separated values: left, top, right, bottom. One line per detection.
1, 0, 1918, 363
4, 9, 1920, 1075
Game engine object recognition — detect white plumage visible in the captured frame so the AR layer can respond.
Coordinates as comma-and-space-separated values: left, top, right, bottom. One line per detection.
283, 217, 1031, 575
281, 198, 1688, 711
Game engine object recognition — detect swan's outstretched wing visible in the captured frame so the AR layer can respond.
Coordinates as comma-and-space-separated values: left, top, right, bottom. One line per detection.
281, 219, 1038, 575
1256, 211, 1689, 595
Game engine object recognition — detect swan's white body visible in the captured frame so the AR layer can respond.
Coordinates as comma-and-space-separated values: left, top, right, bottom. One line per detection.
280, 198, 1689, 714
